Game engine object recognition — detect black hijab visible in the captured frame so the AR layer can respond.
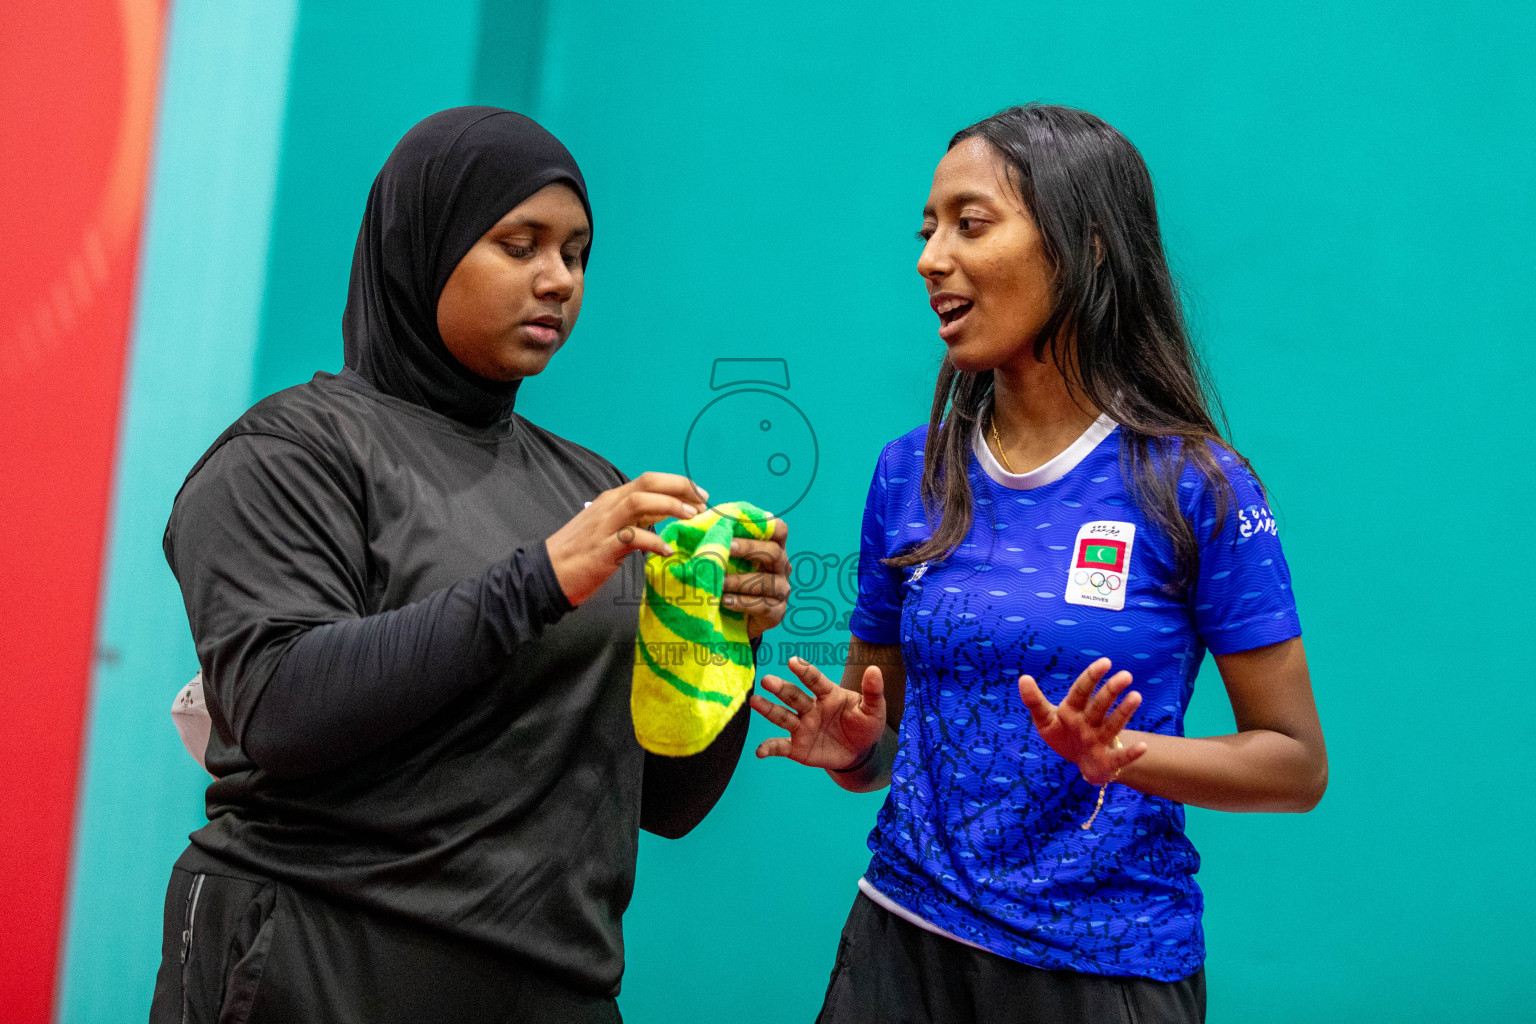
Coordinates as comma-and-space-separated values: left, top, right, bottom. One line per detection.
342, 107, 592, 427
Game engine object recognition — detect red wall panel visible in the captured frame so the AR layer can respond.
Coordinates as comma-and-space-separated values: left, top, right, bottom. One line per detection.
0, 1, 165, 1018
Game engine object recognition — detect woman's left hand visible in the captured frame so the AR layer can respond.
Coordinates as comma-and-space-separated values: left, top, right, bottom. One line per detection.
1018, 658, 1148, 785
722, 517, 790, 639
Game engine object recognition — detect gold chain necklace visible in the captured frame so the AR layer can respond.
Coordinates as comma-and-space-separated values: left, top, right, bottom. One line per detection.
989, 413, 1016, 474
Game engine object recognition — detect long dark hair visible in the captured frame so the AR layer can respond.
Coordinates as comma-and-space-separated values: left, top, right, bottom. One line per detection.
892, 103, 1248, 590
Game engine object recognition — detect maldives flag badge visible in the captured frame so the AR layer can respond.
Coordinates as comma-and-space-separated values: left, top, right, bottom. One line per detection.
1065, 521, 1137, 611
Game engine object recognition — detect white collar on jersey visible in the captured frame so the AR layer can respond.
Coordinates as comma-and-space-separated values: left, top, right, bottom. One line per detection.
971, 404, 1118, 490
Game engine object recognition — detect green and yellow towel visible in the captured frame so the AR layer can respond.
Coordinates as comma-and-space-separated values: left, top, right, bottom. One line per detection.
634, 501, 774, 756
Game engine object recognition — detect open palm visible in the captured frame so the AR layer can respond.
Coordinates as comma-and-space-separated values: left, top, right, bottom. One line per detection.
750, 656, 887, 770
1018, 657, 1148, 785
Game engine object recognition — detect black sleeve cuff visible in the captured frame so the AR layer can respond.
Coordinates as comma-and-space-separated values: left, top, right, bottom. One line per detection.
528, 540, 576, 618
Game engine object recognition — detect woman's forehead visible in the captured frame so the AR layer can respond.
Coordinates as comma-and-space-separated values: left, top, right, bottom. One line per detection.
489, 182, 591, 233
926, 138, 1015, 215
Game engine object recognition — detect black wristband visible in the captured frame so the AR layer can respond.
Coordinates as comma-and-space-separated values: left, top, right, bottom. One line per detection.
830, 740, 880, 775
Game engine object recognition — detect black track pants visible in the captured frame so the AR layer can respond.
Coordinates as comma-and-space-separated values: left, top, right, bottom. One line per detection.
815, 893, 1205, 1024
148, 851, 621, 1024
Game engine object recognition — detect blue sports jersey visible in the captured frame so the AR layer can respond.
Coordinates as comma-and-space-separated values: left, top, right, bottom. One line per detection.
848, 413, 1301, 981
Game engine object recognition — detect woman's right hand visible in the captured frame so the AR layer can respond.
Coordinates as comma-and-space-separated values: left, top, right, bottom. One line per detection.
545, 471, 708, 606
750, 656, 887, 770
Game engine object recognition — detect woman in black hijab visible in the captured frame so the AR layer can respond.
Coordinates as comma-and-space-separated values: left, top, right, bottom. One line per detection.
148, 107, 790, 1023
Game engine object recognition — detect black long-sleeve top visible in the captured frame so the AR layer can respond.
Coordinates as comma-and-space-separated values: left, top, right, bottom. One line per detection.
164, 370, 748, 995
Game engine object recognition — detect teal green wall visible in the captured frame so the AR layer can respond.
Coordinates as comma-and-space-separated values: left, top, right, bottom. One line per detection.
532, 4, 1536, 1021
68, 1, 1535, 1021
252, 0, 484, 396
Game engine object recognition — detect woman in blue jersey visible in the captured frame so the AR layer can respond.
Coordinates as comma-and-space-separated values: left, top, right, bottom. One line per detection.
750, 104, 1326, 1023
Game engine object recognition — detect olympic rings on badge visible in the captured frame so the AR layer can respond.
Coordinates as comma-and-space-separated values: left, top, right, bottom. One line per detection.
1074, 567, 1126, 597
1074, 569, 1125, 596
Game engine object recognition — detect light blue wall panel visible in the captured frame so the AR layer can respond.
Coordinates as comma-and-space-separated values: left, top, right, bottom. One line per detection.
57, 4, 299, 1021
